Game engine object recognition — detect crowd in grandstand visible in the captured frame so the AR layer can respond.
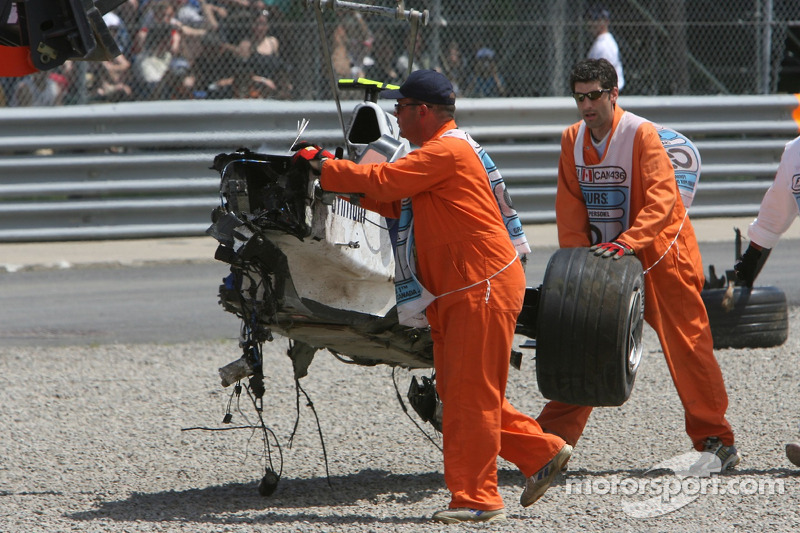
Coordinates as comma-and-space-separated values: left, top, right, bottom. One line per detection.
0, 0, 518, 105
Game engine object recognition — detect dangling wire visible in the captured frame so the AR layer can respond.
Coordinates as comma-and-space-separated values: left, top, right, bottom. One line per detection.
244, 382, 283, 480
180, 376, 283, 482
288, 373, 332, 488
223, 383, 239, 424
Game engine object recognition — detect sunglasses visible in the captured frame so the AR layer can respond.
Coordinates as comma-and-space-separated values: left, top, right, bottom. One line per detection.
394, 102, 426, 112
572, 89, 611, 102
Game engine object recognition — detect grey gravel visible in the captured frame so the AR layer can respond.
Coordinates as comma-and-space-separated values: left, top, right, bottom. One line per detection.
2, 311, 800, 532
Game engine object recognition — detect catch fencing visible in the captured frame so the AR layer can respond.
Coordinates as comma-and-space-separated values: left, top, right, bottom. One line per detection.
2, 0, 800, 106
0, 95, 797, 242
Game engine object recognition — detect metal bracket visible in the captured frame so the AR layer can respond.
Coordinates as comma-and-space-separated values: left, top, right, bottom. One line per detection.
10, 0, 125, 71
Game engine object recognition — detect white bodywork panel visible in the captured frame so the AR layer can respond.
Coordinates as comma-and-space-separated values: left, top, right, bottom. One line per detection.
270, 196, 396, 316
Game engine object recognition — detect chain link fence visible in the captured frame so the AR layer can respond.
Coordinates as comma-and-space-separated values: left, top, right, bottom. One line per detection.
2, 0, 800, 106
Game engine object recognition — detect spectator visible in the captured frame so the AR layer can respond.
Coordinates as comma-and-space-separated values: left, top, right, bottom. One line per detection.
103, 11, 132, 56
213, 0, 252, 18
172, 0, 213, 64
191, 32, 231, 98
464, 47, 506, 97
131, 22, 178, 98
585, 4, 625, 91
198, 0, 228, 28
204, 54, 280, 99
330, 21, 352, 78
151, 57, 196, 99
360, 37, 401, 84
438, 39, 466, 96
115, 0, 142, 48
49, 61, 81, 105
175, 0, 204, 28
246, 8, 285, 82
200, 7, 282, 97
269, 57, 294, 99
90, 13, 134, 102
166, 0, 230, 95
329, 12, 373, 80
90, 52, 134, 102
359, 37, 401, 84
218, 6, 252, 49
395, 33, 433, 80
252, 9, 279, 60
256, 0, 292, 14
9, 71, 64, 106
174, 0, 228, 34
131, 0, 181, 58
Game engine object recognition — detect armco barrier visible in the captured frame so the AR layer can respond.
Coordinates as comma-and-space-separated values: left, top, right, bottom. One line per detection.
0, 95, 798, 241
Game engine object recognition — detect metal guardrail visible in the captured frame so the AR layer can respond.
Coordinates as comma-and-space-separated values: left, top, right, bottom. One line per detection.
0, 95, 798, 241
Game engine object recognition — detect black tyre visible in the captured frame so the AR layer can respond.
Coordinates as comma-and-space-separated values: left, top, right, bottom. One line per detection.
536, 248, 645, 407
702, 286, 788, 349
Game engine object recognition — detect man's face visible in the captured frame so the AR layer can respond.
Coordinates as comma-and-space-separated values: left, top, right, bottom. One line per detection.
394, 98, 425, 145
573, 81, 617, 136
587, 18, 607, 37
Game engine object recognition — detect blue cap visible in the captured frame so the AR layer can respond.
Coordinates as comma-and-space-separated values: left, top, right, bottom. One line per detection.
380, 69, 456, 105
476, 47, 495, 60
587, 5, 610, 20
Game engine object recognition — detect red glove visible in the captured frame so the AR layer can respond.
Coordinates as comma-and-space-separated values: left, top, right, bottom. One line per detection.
291, 142, 334, 174
291, 142, 334, 163
590, 240, 635, 260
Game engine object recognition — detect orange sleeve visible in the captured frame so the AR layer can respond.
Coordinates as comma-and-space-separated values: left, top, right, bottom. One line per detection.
355, 196, 401, 219
555, 124, 592, 248
320, 140, 455, 203
618, 122, 678, 252
320, 120, 512, 263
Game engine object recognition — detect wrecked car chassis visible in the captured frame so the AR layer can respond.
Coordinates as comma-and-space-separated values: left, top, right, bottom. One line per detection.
206, 147, 645, 409
209, 150, 434, 377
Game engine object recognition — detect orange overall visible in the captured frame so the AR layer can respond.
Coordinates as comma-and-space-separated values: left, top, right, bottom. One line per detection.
321, 120, 565, 510
537, 105, 734, 451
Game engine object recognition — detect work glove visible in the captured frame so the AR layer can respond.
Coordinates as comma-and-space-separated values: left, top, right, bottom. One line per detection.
291, 141, 334, 174
590, 240, 635, 260
734, 243, 764, 288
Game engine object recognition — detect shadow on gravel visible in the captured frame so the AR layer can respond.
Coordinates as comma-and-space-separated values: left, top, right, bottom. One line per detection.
562, 466, 800, 479
67, 469, 445, 525
721, 467, 800, 478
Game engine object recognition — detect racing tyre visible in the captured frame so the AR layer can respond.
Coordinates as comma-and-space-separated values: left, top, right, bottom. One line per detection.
702, 286, 788, 349
536, 248, 645, 407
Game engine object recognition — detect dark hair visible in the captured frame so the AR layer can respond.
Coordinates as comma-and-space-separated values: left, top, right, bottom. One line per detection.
585, 5, 611, 21
569, 58, 617, 92
142, 23, 172, 53
431, 103, 456, 120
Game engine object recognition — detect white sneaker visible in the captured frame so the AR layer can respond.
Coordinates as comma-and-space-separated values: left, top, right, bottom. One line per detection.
520, 444, 573, 507
432, 507, 506, 523
693, 437, 740, 474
